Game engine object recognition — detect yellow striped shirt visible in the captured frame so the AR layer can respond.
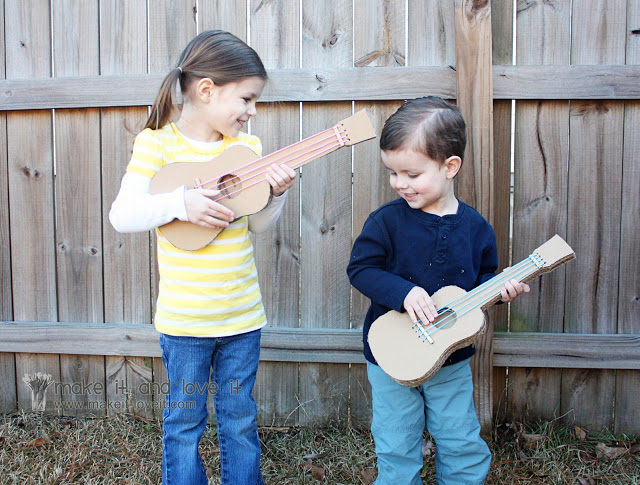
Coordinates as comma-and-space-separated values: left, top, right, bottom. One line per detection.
127, 123, 266, 337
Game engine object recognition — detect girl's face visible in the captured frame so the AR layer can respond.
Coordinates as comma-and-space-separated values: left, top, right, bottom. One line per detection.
207, 76, 266, 139
381, 148, 459, 215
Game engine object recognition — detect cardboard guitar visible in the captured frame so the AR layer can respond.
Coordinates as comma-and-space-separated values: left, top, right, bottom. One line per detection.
149, 110, 376, 250
368, 235, 576, 387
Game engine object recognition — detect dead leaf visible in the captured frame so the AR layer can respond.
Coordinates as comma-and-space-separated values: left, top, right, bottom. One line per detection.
422, 439, 435, 458
574, 425, 587, 441
521, 433, 546, 448
576, 478, 596, 485
360, 467, 377, 485
595, 442, 629, 459
23, 433, 52, 448
303, 452, 327, 460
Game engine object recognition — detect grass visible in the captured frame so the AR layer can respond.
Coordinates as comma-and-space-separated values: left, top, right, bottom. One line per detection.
0, 412, 638, 484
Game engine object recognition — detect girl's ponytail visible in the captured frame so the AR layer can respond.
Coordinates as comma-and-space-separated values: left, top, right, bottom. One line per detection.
143, 67, 182, 131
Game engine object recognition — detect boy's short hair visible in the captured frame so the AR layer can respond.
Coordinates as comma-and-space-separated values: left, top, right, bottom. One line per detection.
379, 96, 467, 164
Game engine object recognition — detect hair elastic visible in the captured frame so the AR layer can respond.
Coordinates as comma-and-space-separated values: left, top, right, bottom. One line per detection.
177, 66, 183, 74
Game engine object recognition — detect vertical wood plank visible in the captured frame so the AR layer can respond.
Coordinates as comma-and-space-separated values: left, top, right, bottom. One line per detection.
6, 0, 61, 414
615, 0, 640, 436
147, 0, 197, 419
508, 0, 571, 424
53, 0, 105, 416
200, 0, 246, 37
299, 0, 353, 425
250, 0, 302, 427
100, 0, 154, 419
351, 0, 406, 427
563, 0, 626, 431
0, 0, 17, 414
490, 0, 514, 424
454, 0, 495, 432
408, 0, 456, 66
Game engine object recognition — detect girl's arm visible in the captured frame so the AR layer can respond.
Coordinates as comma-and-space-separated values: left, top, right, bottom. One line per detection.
109, 172, 188, 233
247, 192, 287, 234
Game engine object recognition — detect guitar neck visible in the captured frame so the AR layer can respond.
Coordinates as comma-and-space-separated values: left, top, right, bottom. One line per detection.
446, 238, 575, 315
259, 126, 347, 172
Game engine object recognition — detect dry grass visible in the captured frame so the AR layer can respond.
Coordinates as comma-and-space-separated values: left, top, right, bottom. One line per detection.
0, 412, 638, 484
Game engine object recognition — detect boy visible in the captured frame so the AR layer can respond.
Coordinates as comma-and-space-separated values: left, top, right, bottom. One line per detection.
347, 96, 529, 484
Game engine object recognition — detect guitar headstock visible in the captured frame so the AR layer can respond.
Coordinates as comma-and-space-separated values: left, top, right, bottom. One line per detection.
337, 110, 377, 146
532, 235, 576, 273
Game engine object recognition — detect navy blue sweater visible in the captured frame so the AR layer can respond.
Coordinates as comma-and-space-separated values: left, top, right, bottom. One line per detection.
347, 198, 498, 367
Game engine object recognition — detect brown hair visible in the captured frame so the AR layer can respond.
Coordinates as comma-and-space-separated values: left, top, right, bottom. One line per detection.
379, 96, 466, 165
144, 30, 267, 131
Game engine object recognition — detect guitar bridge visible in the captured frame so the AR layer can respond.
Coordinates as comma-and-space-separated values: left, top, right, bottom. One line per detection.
412, 320, 435, 344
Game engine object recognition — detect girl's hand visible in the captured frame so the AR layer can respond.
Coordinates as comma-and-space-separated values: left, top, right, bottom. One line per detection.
265, 163, 296, 196
403, 286, 438, 325
184, 188, 235, 229
500, 277, 531, 303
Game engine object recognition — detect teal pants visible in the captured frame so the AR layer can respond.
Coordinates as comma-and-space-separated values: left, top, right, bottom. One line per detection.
367, 358, 491, 485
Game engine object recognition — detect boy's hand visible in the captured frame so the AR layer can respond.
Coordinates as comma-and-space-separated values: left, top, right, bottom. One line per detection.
500, 277, 531, 303
265, 163, 296, 196
403, 287, 438, 325
184, 188, 235, 229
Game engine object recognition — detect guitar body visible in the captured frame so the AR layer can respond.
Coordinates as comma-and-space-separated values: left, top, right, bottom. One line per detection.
149, 145, 270, 250
147, 110, 377, 251
368, 285, 486, 387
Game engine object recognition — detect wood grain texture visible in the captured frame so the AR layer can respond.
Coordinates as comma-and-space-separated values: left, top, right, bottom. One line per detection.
3, 65, 640, 111
250, 0, 302, 427
614, 0, 640, 435
508, 0, 571, 425
6, 0, 60, 414
53, 0, 105, 417
489, 0, 513, 423
298, 0, 353, 426
1, 322, 638, 369
562, 0, 626, 432
0, 0, 16, 414
454, 0, 495, 432
100, 0, 154, 419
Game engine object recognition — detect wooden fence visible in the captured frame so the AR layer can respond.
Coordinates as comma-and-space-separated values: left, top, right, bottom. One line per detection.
0, 0, 638, 435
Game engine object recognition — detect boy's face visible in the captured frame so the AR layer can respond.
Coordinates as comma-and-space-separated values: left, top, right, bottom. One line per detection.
381, 148, 458, 215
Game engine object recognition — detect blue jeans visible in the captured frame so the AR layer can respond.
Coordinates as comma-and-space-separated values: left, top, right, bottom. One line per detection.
159, 330, 264, 485
367, 358, 491, 485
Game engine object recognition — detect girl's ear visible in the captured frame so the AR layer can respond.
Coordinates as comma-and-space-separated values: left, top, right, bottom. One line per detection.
444, 156, 462, 179
195, 78, 215, 102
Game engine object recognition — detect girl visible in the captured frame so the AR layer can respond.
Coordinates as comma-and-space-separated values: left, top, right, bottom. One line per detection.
109, 30, 295, 485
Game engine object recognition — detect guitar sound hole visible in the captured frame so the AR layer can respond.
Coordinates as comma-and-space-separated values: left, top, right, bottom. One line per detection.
432, 307, 456, 331
218, 173, 242, 199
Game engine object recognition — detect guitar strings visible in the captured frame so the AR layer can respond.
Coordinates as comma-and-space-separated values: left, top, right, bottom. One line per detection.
197, 127, 339, 189
193, 127, 348, 201
212, 134, 347, 202
413, 256, 542, 342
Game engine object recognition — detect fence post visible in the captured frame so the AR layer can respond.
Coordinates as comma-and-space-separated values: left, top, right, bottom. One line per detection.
454, 0, 495, 434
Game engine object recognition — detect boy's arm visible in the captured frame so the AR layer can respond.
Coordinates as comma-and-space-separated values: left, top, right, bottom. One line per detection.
347, 218, 416, 313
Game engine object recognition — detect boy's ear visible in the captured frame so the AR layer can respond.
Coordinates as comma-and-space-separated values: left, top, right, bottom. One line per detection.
444, 156, 462, 179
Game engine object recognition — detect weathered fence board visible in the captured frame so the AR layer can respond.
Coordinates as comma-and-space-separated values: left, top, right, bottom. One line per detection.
509, 0, 571, 425
7, 0, 61, 415
489, 0, 513, 423
2, 322, 639, 370
562, 0, 626, 432
250, 0, 302, 427
100, 0, 154, 420
0, 0, 16, 414
615, 0, 640, 436
454, 0, 495, 432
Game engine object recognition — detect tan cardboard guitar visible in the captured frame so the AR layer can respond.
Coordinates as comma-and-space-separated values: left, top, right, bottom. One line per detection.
149, 110, 376, 250
368, 235, 575, 387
